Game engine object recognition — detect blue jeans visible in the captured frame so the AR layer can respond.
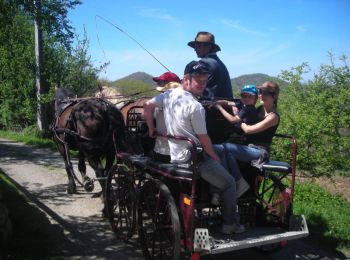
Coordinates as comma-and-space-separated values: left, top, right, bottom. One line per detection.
198, 144, 239, 225
223, 143, 264, 180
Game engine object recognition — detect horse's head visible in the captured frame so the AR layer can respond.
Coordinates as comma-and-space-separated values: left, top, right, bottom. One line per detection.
54, 88, 76, 116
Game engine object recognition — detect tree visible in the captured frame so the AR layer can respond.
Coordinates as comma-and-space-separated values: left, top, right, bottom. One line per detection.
0, 1, 107, 130
277, 54, 350, 177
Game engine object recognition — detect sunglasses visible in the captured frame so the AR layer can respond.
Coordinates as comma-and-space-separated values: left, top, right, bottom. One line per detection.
194, 42, 211, 48
241, 93, 255, 98
258, 89, 275, 96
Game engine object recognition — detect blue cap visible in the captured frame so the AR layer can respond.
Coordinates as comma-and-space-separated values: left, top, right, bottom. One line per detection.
241, 84, 258, 96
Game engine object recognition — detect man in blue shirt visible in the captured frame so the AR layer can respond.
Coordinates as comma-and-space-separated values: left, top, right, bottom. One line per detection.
188, 31, 233, 99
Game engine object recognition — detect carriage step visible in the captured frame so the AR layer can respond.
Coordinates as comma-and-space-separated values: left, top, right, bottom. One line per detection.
193, 228, 211, 252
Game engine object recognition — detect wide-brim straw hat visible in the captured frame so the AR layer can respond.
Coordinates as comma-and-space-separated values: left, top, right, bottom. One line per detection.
187, 32, 221, 52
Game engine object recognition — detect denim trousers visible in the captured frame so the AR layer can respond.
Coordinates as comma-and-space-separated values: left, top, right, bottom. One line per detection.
198, 144, 239, 225
223, 143, 263, 180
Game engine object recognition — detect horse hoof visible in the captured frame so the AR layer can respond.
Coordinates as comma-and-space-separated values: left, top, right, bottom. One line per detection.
67, 186, 76, 194
83, 180, 94, 192
102, 207, 108, 218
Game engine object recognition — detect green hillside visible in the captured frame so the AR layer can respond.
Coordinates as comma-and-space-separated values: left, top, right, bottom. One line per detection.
112, 72, 276, 95
231, 73, 276, 94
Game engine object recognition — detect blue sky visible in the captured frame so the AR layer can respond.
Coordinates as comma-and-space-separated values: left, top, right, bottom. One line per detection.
68, 0, 350, 81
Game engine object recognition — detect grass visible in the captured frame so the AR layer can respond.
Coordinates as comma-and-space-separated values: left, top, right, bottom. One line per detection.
0, 171, 62, 258
0, 129, 56, 151
293, 182, 350, 256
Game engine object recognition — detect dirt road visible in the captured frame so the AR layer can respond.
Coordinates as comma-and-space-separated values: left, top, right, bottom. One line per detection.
0, 138, 347, 259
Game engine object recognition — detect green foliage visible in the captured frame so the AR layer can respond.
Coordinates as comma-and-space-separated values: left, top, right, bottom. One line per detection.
294, 182, 350, 251
0, 12, 36, 129
0, 1, 107, 130
116, 80, 158, 98
277, 54, 350, 176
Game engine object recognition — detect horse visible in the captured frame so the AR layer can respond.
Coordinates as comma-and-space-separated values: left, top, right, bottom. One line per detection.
95, 85, 128, 109
52, 88, 128, 205
94, 86, 153, 156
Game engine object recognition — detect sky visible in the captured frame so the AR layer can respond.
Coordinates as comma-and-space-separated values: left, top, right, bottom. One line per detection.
68, 0, 350, 82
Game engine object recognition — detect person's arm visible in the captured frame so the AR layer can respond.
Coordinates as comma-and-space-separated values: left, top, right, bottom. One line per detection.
197, 134, 220, 162
215, 103, 241, 124
143, 100, 157, 138
241, 113, 279, 134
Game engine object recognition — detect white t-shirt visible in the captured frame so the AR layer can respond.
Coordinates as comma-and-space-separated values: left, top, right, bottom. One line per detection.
154, 87, 207, 163
152, 106, 170, 155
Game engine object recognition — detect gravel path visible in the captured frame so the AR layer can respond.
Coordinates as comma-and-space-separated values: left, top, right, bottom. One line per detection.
0, 138, 144, 259
0, 138, 347, 259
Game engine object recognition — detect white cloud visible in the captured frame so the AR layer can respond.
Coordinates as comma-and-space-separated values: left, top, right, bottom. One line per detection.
296, 24, 308, 33
220, 19, 267, 37
139, 8, 178, 22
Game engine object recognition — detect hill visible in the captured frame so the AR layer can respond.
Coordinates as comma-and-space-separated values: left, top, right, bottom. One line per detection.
113, 72, 155, 87
231, 73, 276, 94
110, 72, 278, 95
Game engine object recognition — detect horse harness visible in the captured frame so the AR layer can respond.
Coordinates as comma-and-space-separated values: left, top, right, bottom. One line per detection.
52, 98, 112, 146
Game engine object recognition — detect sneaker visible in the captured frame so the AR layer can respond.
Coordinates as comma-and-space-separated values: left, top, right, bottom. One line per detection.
210, 193, 220, 206
221, 223, 246, 235
236, 178, 250, 198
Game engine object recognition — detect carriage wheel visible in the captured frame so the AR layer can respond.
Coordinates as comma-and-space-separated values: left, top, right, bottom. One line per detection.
105, 164, 136, 240
138, 178, 181, 260
255, 173, 292, 226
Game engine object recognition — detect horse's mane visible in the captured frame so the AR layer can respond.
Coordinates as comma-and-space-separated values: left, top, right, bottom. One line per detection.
95, 86, 128, 108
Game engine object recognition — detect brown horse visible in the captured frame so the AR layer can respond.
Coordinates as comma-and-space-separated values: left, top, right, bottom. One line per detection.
118, 97, 155, 156
52, 88, 128, 200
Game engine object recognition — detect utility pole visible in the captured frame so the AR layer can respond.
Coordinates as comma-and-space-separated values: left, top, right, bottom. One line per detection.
34, 0, 48, 133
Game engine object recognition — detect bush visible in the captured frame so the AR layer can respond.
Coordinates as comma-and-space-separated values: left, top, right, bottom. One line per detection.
277, 54, 350, 177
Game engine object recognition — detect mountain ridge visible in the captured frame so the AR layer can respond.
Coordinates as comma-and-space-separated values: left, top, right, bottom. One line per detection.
111, 72, 278, 93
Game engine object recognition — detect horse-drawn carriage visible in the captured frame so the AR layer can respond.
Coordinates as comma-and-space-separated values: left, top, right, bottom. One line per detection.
103, 97, 309, 259
51, 87, 308, 259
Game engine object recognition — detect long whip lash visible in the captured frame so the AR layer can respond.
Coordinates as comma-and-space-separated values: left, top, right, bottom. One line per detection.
95, 15, 171, 72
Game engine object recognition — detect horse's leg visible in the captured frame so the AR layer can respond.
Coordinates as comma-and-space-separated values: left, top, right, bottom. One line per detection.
78, 153, 94, 192
88, 157, 108, 216
58, 142, 76, 194
78, 152, 87, 178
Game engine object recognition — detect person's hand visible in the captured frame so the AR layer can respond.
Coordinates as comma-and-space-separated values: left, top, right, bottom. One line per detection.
214, 103, 222, 110
215, 100, 228, 106
232, 106, 239, 115
148, 128, 157, 138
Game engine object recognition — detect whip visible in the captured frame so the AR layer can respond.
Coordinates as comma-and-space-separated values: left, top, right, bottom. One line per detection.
95, 15, 171, 72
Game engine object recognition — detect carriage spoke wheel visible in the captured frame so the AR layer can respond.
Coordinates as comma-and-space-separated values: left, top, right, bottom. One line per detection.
255, 173, 291, 225
105, 164, 136, 240
138, 178, 181, 260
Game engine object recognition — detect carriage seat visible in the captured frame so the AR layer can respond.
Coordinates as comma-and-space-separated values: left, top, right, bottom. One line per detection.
148, 161, 193, 178
117, 153, 193, 178
117, 153, 151, 169
262, 160, 292, 173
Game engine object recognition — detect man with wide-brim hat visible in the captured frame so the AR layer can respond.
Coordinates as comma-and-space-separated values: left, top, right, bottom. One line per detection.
188, 31, 233, 99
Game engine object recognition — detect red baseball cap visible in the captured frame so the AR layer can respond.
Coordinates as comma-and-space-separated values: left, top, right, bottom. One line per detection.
152, 72, 181, 83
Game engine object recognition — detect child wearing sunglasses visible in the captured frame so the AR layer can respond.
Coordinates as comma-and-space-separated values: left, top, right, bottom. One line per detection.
210, 85, 259, 204
214, 84, 259, 136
